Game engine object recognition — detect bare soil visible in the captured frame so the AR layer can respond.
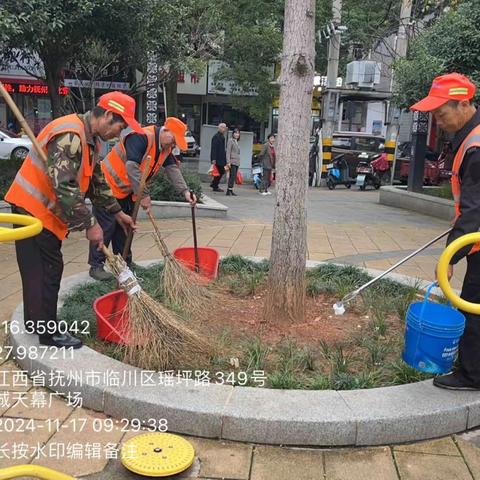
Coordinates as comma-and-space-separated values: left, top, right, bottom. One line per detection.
196, 286, 394, 347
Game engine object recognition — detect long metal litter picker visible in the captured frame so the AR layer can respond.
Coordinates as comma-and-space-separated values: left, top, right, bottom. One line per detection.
333, 228, 452, 315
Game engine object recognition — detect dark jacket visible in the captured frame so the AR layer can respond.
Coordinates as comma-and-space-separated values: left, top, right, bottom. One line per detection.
258, 142, 276, 170
210, 131, 227, 166
447, 108, 480, 264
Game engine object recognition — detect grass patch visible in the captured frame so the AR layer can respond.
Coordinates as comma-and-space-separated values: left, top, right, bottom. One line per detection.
421, 184, 453, 200
58, 256, 436, 390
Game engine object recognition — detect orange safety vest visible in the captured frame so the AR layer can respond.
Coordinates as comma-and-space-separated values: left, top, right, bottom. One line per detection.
5, 114, 93, 240
101, 125, 170, 199
451, 123, 480, 255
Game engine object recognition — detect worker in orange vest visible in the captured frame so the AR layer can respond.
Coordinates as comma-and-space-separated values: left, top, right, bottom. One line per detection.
88, 117, 197, 280
5, 91, 141, 349
411, 72, 480, 390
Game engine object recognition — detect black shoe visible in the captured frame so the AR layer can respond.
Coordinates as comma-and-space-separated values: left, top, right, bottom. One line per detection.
39, 333, 83, 349
213, 187, 224, 192
231, 191, 237, 196
226, 189, 231, 196
433, 372, 480, 391
89, 266, 113, 281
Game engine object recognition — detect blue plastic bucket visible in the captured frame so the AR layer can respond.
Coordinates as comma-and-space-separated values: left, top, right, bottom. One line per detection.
402, 283, 465, 374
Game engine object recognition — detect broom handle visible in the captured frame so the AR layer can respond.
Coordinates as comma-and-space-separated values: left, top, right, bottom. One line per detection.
147, 210, 170, 257
121, 155, 152, 260
101, 244, 114, 259
340, 227, 453, 304
0, 82, 48, 165
190, 190, 200, 272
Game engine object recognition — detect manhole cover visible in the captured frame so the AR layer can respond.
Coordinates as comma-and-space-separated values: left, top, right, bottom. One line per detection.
121, 432, 195, 477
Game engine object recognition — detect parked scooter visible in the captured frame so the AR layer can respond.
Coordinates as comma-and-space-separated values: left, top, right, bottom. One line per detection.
355, 152, 381, 190
326, 155, 354, 189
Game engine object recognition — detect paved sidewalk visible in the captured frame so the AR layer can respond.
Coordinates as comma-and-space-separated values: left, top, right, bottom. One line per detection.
0, 185, 476, 478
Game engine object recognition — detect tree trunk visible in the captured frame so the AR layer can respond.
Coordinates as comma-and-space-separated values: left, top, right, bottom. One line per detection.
43, 57, 64, 118
262, 0, 315, 325
165, 75, 178, 118
91, 84, 96, 111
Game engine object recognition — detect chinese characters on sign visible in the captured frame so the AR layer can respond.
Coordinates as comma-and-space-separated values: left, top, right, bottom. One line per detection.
0, 82, 69, 96
145, 52, 160, 125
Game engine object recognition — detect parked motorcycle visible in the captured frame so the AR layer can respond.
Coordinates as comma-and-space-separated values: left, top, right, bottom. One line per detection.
355, 152, 381, 191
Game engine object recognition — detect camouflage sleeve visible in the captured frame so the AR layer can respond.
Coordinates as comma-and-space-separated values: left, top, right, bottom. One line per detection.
47, 132, 96, 231
88, 160, 122, 214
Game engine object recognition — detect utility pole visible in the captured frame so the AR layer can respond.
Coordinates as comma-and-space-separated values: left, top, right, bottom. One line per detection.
320, 0, 342, 180
385, 0, 412, 181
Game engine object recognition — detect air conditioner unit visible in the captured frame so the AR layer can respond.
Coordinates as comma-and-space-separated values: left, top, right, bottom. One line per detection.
346, 61, 381, 89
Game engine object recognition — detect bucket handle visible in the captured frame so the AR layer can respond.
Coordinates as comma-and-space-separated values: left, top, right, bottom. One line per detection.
420, 282, 451, 322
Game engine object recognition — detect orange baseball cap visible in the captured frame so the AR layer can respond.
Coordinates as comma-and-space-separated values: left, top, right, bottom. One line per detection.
410, 73, 476, 112
97, 91, 143, 133
164, 117, 188, 150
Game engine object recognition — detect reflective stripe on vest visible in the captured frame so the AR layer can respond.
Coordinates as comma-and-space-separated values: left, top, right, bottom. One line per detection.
102, 126, 167, 199
4, 114, 92, 240
451, 124, 480, 255
102, 156, 131, 195
15, 173, 57, 210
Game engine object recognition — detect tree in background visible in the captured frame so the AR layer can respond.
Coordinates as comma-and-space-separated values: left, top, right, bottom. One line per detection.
147, 0, 225, 118
393, 0, 480, 107
214, 0, 284, 123
263, 0, 316, 325
0, 0, 151, 117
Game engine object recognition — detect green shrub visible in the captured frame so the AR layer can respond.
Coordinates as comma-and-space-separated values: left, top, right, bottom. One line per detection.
0, 157, 22, 199
148, 167, 202, 202
220, 255, 269, 274
422, 184, 453, 200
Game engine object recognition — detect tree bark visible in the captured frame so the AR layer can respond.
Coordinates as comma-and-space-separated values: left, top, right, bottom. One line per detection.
166, 75, 178, 118
262, 0, 315, 325
43, 56, 64, 118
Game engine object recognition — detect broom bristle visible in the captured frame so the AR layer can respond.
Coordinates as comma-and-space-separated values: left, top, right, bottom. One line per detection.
104, 252, 211, 370
151, 228, 218, 317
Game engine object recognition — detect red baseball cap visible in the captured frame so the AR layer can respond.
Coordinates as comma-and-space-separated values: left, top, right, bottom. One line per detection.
97, 91, 143, 133
164, 117, 188, 150
410, 73, 476, 112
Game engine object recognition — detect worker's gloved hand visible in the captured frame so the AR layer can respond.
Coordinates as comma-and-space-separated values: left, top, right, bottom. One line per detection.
115, 211, 138, 235
86, 223, 104, 251
140, 195, 152, 213
185, 190, 197, 206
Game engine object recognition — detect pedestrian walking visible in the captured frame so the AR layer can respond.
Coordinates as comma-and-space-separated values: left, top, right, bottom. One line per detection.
210, 123, 227, 192
226, 128, 241, 196
5, 91, 139, 348
411, 73, 480, 390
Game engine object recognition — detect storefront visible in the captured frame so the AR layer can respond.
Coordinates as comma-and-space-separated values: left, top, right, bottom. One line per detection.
176, 70, 207, 140
0, 78, 69, 135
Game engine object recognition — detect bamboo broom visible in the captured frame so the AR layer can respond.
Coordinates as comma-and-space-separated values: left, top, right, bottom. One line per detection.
147, 210, 215, 317
102, 246, 211, 370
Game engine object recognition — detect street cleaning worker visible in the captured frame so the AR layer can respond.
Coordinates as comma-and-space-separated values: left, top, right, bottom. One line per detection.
411, 72, 480, 390
88, 116, 197, 280
5, 91, 141, 349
